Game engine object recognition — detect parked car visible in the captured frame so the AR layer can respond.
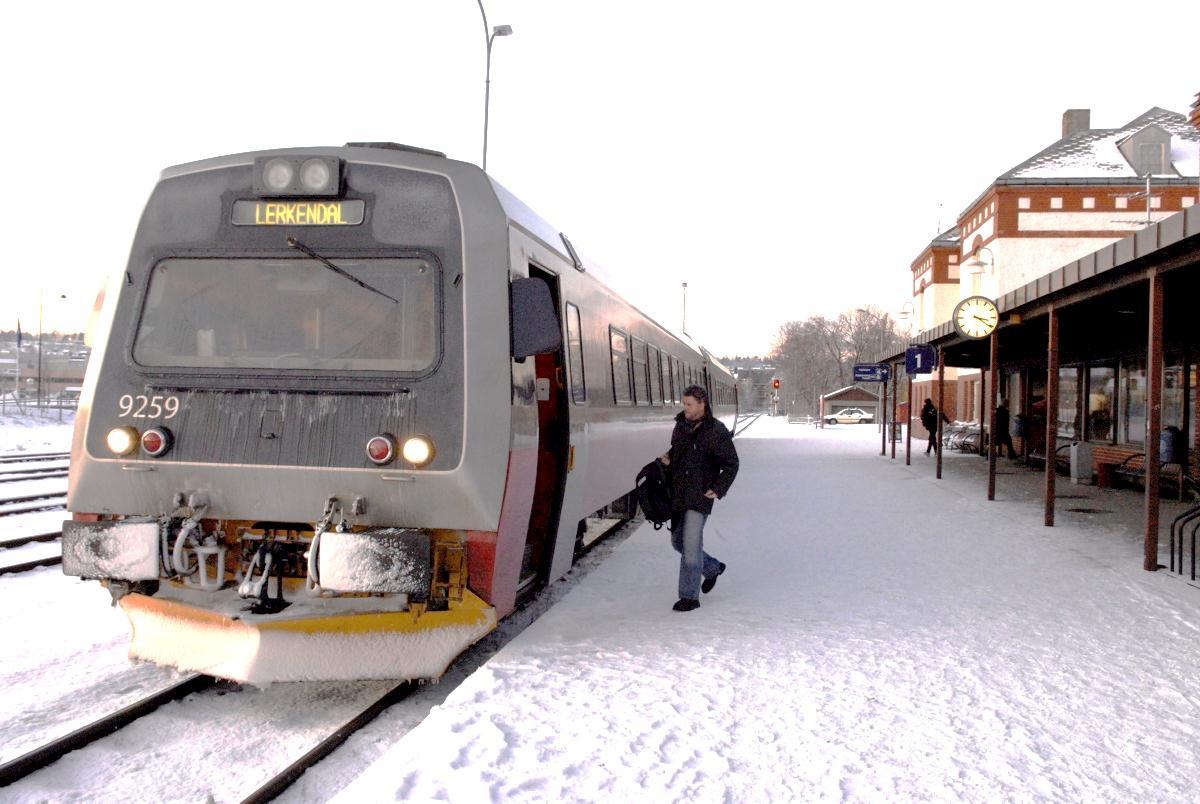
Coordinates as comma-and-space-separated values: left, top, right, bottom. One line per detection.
825, 407, 873, 425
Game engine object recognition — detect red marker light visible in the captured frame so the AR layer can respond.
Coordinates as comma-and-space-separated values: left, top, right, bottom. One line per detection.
141, 427, 173, 457
366, 434, 396, 465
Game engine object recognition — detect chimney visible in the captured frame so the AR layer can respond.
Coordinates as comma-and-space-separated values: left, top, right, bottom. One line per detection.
1062, 109, 1091, 139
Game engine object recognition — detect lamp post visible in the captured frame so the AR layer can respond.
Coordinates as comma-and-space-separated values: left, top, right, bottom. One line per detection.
477, 1, 512, 173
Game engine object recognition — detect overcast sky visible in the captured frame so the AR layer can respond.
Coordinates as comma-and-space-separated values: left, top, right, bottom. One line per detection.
2, 1, 1197, 356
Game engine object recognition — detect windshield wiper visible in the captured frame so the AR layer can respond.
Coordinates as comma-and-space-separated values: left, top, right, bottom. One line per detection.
286, 236, 399, 304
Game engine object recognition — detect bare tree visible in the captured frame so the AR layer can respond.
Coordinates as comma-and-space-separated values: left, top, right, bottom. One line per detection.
770, 305, 906, 417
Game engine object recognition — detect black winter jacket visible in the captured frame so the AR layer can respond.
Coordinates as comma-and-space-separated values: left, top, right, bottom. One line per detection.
667, 412, 739, 515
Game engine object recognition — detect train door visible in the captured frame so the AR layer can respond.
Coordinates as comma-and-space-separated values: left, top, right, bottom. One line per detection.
518, 265, 569, 597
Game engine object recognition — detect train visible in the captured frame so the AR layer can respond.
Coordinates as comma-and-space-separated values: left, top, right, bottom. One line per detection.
62, 143, 737, 683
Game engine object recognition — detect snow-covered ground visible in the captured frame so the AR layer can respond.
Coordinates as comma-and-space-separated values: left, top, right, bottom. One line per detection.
322, 418, 1200, 802
5, 413, 1200, 801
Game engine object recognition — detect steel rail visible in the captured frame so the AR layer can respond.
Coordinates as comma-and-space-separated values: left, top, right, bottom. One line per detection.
0, 531, 61, 549
0, 471, 69, 484
0, 555, 61, 575
0, 674, 216, 787
0, 492, 68, 506
240, 680, 418, 804
0, 452, 70, 464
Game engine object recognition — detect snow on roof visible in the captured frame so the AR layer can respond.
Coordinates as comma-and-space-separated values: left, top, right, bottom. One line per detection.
1002, 107, 1200, 181
820, 384, 878, 401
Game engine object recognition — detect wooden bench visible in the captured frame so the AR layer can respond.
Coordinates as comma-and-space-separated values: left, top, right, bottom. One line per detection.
1114, 451, 1190, 500
1026, 443, 1071, 473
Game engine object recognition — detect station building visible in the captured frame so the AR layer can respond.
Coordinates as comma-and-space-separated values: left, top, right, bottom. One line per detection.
907, 106, 1200, 428
880, 97, 1200, 573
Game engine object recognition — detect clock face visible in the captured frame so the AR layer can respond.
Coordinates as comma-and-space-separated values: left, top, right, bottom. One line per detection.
953, 296, 999, 339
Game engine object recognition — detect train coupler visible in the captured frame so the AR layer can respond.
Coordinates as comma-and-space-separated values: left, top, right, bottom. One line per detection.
237, 542, 289, 614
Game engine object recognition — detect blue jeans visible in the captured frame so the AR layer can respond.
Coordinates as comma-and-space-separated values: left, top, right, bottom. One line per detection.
670, 510, 722, 600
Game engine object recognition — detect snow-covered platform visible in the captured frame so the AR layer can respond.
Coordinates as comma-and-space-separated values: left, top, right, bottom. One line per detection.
333, 417, 1200, 801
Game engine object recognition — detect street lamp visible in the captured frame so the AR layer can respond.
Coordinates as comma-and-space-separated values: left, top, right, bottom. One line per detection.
477, 1, 512, 172
962, 246, 996, 298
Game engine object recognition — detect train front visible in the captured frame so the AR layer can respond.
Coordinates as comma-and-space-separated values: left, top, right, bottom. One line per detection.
63, 146, 513, 683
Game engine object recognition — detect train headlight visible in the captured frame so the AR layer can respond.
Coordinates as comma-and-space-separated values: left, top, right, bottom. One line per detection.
140, 427, 173, 457
366, 434, 396, 465
299, 158, 333, 193
106, 426, 139, 456
262, 158, 294, 192
401, 436, 434, 466
253, 156, 341, 197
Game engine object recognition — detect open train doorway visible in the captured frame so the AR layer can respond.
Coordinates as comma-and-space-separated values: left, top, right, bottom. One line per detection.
518, 265, 569, 599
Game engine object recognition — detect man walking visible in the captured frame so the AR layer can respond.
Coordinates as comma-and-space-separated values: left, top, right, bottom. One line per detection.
994, 400, 1016, 459
921, 398, 949, 455
659, 385, 738, 612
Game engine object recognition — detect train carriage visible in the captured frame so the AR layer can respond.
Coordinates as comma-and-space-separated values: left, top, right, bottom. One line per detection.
64, 143, 736, 683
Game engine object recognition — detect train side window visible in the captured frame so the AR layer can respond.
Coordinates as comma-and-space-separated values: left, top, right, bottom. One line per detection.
648, 346, 662, 406
610, 326, 633, 405
565, 303, 586, 403
670, 357, 679, 403
631, 337, 650, 406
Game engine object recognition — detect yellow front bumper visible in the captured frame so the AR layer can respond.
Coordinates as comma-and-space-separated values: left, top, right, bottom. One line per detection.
121, 591, 497, 684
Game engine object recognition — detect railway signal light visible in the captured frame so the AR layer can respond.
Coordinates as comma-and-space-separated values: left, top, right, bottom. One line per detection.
772, 379, 780, 389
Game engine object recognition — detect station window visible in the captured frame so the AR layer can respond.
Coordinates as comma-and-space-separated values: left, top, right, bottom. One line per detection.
631, 337, 650, 406
648, 346, 662, 405
610, 327, 633, 405
1118, 359, 1146, 446
565, 303, 586, 404
1057, 367, 1081, 440
1087, 365, 1115, 441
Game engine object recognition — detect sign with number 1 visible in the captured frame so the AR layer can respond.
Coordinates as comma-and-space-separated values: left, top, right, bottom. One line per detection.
905, 345, 937, 374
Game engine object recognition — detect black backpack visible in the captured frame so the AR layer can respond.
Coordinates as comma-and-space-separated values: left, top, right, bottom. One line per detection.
635, 459, 673, 530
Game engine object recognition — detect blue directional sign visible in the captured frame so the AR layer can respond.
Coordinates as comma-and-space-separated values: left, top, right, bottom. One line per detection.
853, 363, 890, 383
905, 344, 937, 374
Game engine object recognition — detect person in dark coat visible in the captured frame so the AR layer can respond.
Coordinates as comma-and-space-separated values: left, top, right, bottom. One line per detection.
659, 385, 739, 612
994, 400, 1016, 459
920, 398, 949, 455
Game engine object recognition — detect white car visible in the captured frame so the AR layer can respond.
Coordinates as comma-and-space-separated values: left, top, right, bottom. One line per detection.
825, 407, 873, 425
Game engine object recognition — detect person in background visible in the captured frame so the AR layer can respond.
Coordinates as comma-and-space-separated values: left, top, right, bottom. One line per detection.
994, 400, 1016, 459
658, 385, 739, 612
920, 398, 949, 456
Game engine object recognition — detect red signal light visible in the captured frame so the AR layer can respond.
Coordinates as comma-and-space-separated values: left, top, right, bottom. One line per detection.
772, 379, 780, 389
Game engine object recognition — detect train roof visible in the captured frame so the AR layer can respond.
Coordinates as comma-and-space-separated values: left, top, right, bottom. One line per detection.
158, 143, 726, 369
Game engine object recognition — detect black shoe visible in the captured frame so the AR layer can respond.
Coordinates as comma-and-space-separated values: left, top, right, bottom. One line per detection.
701, 562, 726, 594
672, 598, 700, 612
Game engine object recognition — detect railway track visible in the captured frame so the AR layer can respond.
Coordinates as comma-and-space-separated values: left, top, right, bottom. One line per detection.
0, 492, 67, 518
0, 673, 417, 801
0, 674, 217, 787
0, 468, 69, 484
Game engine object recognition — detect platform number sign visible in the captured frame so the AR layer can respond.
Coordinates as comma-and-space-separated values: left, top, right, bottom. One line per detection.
905, 345, 937, 374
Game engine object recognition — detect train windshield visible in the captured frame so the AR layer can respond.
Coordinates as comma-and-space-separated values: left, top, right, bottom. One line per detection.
132, 257, 439, 373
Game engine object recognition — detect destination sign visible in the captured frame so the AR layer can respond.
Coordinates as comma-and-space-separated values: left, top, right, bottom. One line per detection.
232, 199, 365, 226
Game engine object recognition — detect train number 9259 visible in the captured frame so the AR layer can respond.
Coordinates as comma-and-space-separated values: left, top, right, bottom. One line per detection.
118, 394, 180, 420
